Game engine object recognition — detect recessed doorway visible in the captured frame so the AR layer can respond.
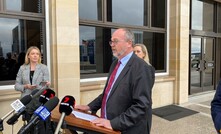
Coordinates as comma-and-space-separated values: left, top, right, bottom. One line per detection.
190, 37, 215, 94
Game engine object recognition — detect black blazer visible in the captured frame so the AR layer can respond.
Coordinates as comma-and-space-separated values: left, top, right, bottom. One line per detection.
211, 79, 221, 133
89, 53, 155, 134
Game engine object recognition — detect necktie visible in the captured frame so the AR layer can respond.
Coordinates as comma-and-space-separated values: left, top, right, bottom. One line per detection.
101, 61, 121, 118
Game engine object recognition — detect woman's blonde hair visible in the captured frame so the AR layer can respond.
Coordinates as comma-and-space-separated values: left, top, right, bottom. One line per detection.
134, 43, 150, 65
24, 46, 41, 65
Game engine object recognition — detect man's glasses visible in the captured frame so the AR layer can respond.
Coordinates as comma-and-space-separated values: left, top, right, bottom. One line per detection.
109, 40, 126, 45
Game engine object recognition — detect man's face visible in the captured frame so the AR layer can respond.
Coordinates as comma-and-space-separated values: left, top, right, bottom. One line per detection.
110, 29, 131, 59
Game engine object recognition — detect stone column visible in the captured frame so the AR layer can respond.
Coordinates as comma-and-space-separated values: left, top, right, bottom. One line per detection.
169, 0, 190, 104
48, 0, 80, 102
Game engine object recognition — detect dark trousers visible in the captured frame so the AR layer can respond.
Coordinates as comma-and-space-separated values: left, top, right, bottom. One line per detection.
22, 112, 54, 134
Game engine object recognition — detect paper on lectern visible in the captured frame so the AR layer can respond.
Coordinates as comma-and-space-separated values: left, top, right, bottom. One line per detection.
72, 110, 98, 121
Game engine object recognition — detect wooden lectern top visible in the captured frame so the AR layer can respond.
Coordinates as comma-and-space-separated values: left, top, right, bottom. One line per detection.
51, 106, 120, 134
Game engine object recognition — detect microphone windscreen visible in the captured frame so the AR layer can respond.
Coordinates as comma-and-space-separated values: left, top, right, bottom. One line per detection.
20, 95, 32, 105
39, 88, 55, 104
59, 95, 75, 115
30, 89, 39, 96
44, 97, 59, 112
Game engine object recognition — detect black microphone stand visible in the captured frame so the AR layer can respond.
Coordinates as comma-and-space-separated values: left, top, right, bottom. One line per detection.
55, 119, 67, 134
0, 110, 15, 134
20, 84, 48, 133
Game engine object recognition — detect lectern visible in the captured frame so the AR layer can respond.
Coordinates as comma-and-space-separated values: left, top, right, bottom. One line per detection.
51, 107, 120, 134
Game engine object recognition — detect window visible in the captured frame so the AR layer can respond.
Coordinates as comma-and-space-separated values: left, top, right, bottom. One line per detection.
79, 0, 167, 78
191, 0, 214, 32
107, 0, 146, 26
79, 28, 166, 78
0, 0, 46, 86
80, 26, 106, 75
151, 0, 166, 28
5, 0, 43, 13
218, 3, 221, 33
79, 0, 102, 21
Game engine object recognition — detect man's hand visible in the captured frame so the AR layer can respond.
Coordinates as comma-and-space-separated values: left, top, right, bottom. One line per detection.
75, 105, 90, 112
91, 118, 113, 130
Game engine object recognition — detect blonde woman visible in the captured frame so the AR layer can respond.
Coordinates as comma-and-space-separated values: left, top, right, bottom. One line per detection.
15, 46, 50, 97
14, 46, 51, 134
134, 43, 151, 65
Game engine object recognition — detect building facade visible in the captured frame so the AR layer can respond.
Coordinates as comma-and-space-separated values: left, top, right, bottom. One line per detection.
0, 0, 221, 133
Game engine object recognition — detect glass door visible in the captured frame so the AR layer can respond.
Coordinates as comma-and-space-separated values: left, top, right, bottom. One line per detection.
190, 37, 215, 94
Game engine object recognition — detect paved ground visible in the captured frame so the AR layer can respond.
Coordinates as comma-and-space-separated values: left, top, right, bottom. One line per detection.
151, 91, 217, 134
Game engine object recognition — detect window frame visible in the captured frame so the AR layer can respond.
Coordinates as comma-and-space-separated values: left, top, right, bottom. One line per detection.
79, 0, 169, 79
2, 0, 45, 17
0, 0, 47, 87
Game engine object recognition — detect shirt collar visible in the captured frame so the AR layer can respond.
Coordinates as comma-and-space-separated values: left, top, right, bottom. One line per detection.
119, 52, 133, 66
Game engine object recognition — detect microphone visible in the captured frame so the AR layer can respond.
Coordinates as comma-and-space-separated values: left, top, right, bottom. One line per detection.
6, 89, 39, 125
0, 93, 34, 131
54, 95, 75, 134
31, 81, 51, 99
30, 89, 40, 96
17, 97, 59, 134
31, 88, 48, 99
0, 91, 36, 121
39, 88, 55, 104
7, 89, 54, 125
29, 89, 40, 97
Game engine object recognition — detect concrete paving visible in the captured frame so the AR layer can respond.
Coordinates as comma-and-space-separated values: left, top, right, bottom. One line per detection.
151, 91, 217, 134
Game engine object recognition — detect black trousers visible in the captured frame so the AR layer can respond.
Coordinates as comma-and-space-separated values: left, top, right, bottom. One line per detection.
22, 112, 54, 134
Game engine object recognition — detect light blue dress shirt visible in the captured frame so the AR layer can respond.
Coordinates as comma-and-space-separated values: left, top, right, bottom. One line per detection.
104, 52, 133, 118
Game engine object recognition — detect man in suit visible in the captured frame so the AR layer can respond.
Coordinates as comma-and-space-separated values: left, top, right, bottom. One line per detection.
211, 79, 221, 134
75, 28, 155, 134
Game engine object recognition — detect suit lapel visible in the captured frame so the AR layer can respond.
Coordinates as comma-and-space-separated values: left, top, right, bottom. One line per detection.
107, 54, 135, 100
24, 65, 31, 84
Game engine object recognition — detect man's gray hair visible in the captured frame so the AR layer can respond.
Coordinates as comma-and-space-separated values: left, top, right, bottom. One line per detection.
121, 28, 134, 44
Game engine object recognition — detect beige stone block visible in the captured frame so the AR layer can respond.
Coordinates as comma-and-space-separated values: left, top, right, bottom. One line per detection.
180, 31, 189, 40
80, 89, 103, 116
180, 41, 189, 49
81, 89, 103, 105
179, 59, 189, 67
57, 29, 79, 44
170, 39, 180, 49
57, 63, 79, 78
169, 50, 176, 61
169, 59, 178, 71
56, 26, 79, 43
180, 0, 190, 15
152, 81, 174, 108
57, 78, 80, 103
57, 46, 79, 63
180, 18, 190, 28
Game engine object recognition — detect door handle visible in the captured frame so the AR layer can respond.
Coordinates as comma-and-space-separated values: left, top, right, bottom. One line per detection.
196, 60, 206, 71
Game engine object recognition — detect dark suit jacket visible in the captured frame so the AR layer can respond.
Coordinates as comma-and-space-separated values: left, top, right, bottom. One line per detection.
211, 79, 221, 133
89, 53, 155, 134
